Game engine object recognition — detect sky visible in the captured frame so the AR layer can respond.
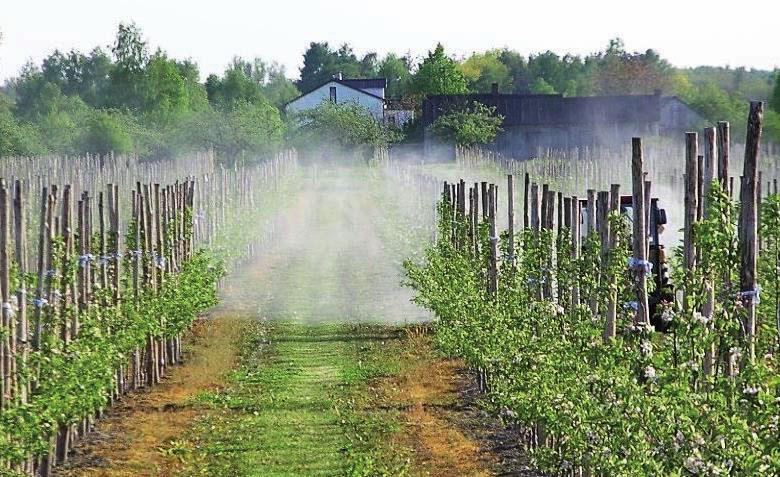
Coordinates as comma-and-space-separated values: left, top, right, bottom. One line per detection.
1, 0, 778, 83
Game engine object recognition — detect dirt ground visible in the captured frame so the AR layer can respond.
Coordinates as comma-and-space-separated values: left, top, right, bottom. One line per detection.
381, 331, 542, 477
56, 314, 246, 477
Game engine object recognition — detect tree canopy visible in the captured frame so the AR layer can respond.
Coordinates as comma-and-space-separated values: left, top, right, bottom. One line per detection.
411, 44, 468, 97
771, 73, 780, 114
2, 28, 779, 159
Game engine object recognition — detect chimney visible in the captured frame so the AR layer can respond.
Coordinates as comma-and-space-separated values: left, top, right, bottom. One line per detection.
491, 82, 499, 95
338, 71, 343, 80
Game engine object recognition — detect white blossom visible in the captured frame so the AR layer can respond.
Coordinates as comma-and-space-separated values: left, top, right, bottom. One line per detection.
661, 309, 675, 323
684, 456, 705, 474
674, 430, 686, 451
693, 311, 710, 325
644, 365, 657, 380
640, 340, 653, 357
743, 386, 760, 396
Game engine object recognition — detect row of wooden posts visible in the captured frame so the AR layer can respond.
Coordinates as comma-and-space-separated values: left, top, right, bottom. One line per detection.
442, 101, 765, 364
0, 177, 197, 475
1, 151, 299, 476
437, 102, 766, 476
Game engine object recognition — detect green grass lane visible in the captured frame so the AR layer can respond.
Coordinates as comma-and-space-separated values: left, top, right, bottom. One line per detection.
178, 321, 410, 477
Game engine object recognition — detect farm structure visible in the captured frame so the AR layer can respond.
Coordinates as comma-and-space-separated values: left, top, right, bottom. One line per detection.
422, 86, 703, 159
285, 74, 415, 127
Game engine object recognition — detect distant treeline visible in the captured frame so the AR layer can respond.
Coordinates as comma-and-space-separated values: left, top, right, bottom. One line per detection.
1, 25, 779, 159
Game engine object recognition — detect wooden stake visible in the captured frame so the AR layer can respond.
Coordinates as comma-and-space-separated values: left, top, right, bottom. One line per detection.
717, 121, 730, 188
739, 102, 763, 365
684, 132, 699, 273
632, 138, 650, 324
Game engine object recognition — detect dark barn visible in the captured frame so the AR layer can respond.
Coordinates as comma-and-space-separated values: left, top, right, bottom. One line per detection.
421, 88, 703, 159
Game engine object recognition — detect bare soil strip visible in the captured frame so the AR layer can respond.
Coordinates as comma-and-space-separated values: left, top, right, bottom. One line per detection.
379, 332, 541, 477
55, 314, 247, 477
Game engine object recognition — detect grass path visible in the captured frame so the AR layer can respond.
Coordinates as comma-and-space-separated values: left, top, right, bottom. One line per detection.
56, 165, 529, 476
181, 322, 409, 476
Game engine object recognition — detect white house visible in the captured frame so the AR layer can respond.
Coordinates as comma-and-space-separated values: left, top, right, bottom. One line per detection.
285, 75, 413, 127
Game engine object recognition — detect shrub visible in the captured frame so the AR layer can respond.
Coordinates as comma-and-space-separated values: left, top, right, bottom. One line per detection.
427, 101, 504, 147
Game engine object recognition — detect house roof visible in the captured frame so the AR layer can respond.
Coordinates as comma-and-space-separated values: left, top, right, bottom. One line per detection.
285, 78, 386, 108
339, 78, 387, 90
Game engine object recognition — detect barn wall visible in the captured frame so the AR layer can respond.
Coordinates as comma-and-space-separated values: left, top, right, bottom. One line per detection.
492, 122, 661, 158
661, 98, 705, 133
286, 81, 384, 119
422, 93, 701, 160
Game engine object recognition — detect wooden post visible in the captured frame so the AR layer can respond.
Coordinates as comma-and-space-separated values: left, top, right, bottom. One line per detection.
472, 183, 479, 256
604, 185, 620, 341
717, 121, 730, 188
523, 172, 530, 230
632, 138, 650, 324
597, 190, 610, 318
704, 127, 717, 197
60, 186, 74, 347
541, 185, 549, 231
684, 132, 699, 274
586, 190, 596, 235
33, 187, 49, 352
530, 184, 540, 235
481, 182, 488, 219
12, 181, 28, 403
703, 128, 717, 377
0, 181, 11, 409
457, 180, 466, 250
739, 102, 763, 365
468, 187, 475, 255
507, 175, 514, 265
544, 190, 555, 300
697, 155, 705, 221
488, 185, 498, 296
570, 196, 581, 308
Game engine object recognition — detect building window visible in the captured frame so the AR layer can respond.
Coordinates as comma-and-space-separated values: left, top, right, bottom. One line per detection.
389, 115, 396, 126
329, 86, 337, 103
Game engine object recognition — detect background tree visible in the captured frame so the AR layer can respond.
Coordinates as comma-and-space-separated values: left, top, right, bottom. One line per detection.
80, 109, 136, 155
377, 53, 412, 98
771, 73, 780, 114
206, 65, 263, 109
107, 22, 149, 110
411, 44, 468, 97
209, 99, 285, 160
593, 39, 672, 94
290, 100, 397, 161
297, 42, 378, 93
459, 50, 512, 93
529, 77, 557, 94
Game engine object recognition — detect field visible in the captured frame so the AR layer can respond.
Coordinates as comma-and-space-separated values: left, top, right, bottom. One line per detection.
0, 105, 779, 477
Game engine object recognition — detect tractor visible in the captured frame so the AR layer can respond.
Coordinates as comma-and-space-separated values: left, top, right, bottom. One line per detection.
580, 196, 674, 332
